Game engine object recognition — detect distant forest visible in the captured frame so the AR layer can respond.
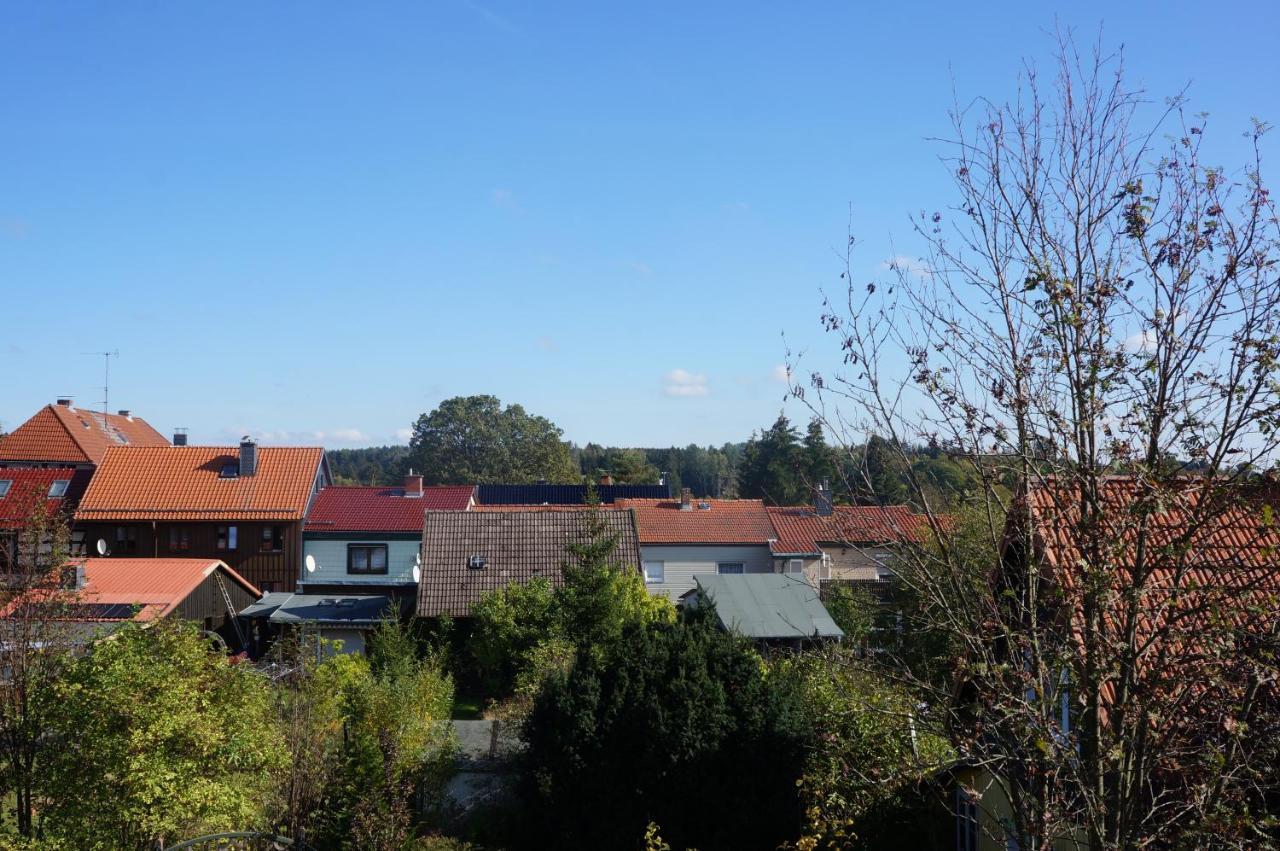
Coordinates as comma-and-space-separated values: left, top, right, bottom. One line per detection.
325, 442, 747, 497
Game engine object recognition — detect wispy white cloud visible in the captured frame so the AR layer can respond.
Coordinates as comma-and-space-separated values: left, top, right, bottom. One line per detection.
881, 254, 930, 279
395, 427, 413, 443
462, 0, 521, 35
771, 364, 791, 384
663, 369, 709, 398
625, 260, 653, 276
536, 336, 559, 353
224, 427, 371, 447
1124, 329, 1156, 353
491, 187, 522, 212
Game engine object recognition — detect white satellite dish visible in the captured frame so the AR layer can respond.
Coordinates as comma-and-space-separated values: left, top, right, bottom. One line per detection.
95, 538, 109, 556
412, 564, 422, 583
304, 554, 317, 573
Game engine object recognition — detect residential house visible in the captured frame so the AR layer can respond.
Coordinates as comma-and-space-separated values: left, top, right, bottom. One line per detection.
417, 508, 642, 617
2, 557, 259, 651
301, 473, 474, 594
0, 399, 169, 468
766, 496, 928, 586
617, 490, 777, 600
0, 467, 93, 569
680, 573, 844, 647
239, 590, 398, 656
475, 482, 669, 505
74, 439, 328, 593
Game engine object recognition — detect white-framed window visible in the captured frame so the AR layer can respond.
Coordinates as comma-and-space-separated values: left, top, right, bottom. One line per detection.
786, 559, 804, 574
0, 480, 11, 498
47, 480, 69, 498
643, 560, 665, 584
717, 562, 744, 575
820, 552, 832, 580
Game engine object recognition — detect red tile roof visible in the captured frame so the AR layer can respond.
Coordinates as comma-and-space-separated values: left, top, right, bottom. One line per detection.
0, 467, 93, 527
76, 446, 325, 522
616, 498, 776, 545
766, 505, 927, 555
2, 558, 259, 622
305, 485, 474, 533
0, 404, 168, 464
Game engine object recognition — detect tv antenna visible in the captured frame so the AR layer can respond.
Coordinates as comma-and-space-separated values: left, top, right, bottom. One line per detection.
81, 350, 119, 419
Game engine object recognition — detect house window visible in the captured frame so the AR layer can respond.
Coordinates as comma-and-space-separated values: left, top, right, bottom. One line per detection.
955, 787, 979, 851
643, 560, 665, 583
168, 526, 191, 551
216, 525, 238, 550
219, 463, 238, 478
786, 558, 804, 574
717, 562, 744, 575
115, 526, 137, 554
0, 480, 11, 498
0, 532, 16, 571
820, 552, 832, 580
348, 544, 388, 575
260, 525, 285, 553
47, 480, 69, 498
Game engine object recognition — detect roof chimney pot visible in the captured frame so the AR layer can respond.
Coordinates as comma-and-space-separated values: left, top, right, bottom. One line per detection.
679, 487, 693, 511
238, 436, 258, 477
56, 398, 72, 407
404, 470, 424, 498
173, 428, 188, 447
815, 482, 834, 517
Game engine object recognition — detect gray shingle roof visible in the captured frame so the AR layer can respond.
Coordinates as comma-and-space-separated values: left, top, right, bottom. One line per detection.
686, 574, 844, 640
418, 509, 642, 617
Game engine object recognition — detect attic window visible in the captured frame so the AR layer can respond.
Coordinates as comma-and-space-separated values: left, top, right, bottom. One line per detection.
0, 481, 10, 499
48, 480, 69, 498
219, 463, 239, 479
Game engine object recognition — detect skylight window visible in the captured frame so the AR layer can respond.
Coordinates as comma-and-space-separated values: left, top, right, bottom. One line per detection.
48, 480, 69, 498
0, 481, 10, 499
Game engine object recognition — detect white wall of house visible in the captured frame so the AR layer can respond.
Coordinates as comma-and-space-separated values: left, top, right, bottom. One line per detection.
639, 544, 773, 600
302, 536, 420, 586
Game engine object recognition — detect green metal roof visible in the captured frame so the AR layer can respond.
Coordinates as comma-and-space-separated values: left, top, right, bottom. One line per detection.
688, 574, 844, 640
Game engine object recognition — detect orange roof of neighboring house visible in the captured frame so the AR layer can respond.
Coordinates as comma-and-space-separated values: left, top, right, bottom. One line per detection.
766, 505, 928, 555
616, 498, 776, 545
3, 558, 260, 622
0, 467, 94, 527
76, 446, 325, 522
0, 403, 168, 464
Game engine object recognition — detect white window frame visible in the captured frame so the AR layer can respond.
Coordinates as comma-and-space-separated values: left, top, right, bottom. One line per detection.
820, 552, 832, 580
643, 560, 665, 584
786, 558, 804, 574
716, 562, 745, 575
0, 480, 11, 498
48, 480, 69, 498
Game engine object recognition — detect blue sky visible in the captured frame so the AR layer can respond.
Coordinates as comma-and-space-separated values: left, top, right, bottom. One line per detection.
2, 2, 1277, 448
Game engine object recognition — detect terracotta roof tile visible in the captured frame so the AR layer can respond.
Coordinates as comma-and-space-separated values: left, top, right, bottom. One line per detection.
76, 446, 325, 522
418, 508, 641, 616
305, 485, 474, 533
616, 498, 775, 545
0, 467, 93, 527
6, 557, 259, 622
766, 505, 927, 555
0, 404, 168, 464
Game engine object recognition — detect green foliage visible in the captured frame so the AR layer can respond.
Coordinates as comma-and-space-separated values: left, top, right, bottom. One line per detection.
326, 445, 411, 485
739, 414, 808, 505
469, 509, 675, 702
772, 649, 954, 849
862, 434, 908, 506
519, 608, 807, 850
322, 619, 456, 851
821, 583, 878, 647
39, 620, 284, 850
408, 395, 578, 485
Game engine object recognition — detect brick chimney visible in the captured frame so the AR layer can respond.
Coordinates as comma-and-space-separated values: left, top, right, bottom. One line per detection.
599, 473, 614, 486
116, 409, 132, 420
56, 398, 73, 407
679, 487, 693, 511
404, 470, 424, 498
238, 437, 258, 477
